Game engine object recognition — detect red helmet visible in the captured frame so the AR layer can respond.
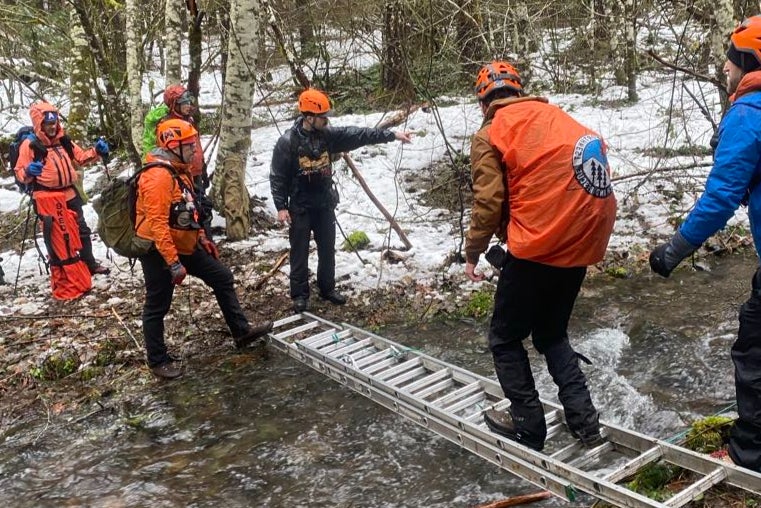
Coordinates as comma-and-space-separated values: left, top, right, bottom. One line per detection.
156, 119, 198, 150
730, 16, 761, 70
298, 88, 331, 116
474, 61, 523, 101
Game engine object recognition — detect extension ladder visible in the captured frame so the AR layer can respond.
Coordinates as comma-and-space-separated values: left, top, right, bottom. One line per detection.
267, 312, 761, 507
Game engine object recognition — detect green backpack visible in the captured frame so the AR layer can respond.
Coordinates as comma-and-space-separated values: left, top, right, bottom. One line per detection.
93, 162, 176, 258
141, 103, 170, 159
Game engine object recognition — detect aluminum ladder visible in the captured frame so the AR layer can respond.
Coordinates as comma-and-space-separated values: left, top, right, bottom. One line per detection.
267, 312, 761, 507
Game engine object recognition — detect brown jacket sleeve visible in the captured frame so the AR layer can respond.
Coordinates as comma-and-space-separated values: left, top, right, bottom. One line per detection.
465, 126, 507, 264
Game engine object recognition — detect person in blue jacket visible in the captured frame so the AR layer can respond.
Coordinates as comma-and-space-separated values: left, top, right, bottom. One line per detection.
650, 16, 761, 471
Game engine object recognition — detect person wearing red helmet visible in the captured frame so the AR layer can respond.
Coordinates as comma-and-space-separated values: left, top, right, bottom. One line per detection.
465, 61, 616, 451
650, 16, 761, 471
136, 119, 272, 379
270, 88, 412, 313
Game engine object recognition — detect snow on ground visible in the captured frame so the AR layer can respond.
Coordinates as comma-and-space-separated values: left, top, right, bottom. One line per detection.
0, 64, 741, 303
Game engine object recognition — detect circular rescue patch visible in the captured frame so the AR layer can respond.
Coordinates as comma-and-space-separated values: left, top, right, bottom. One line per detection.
572, 134, 613, 198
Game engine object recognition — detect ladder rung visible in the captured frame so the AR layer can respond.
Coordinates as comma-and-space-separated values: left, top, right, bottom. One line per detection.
568, 442, 614, 470
603, 446, 662, 484
354, 348, 392, 369
363, 357, 399, 376
403, 369, 449, 393
430, 381, 481, 408
307, 330, 354, 350
550, 441, 584, 462
272, 320, 320, 340
378, 358, 423, 381
663, 467, 726, 507
444, 391, 486, 414
300, 328, 342, 346
386, 366, 428, 388
273, 314, 304, 328
546, 423, 565, 440
465, 410, 485, 423
329, 338, 373, 358
414, 378, 455, 399
320, 338, 358, 355
544, 409, 561, 425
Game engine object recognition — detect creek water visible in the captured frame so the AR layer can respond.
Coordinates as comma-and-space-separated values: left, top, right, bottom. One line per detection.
0, 251, 758, 507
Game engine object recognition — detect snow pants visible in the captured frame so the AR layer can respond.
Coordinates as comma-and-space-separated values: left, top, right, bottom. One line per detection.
288, 206, 336, 300
139, 248, 250, 367
488, 252, 599, 443
729, 267, 761, 471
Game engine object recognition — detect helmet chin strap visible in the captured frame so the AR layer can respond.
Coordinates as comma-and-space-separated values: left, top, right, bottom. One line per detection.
169, 140, 187, 163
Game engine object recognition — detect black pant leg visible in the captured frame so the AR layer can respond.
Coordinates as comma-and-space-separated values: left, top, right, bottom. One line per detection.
488, 253, 545, 436
183, 248, 250, 337
288, 209, 312, 299
313, 207, 336, 295
139, 249, 174, 367
67, 195, 95, 267
729, 268, 761, 471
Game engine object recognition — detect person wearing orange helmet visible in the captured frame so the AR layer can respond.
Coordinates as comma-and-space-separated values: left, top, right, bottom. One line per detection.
650, 16, 761, 471
14, 101, 111, 276
465, 61, 616, 451
135, 119, 272, 379
270, 88, 412, 313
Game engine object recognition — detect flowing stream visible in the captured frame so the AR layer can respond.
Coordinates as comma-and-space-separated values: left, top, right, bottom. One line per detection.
0, 251, 757, 507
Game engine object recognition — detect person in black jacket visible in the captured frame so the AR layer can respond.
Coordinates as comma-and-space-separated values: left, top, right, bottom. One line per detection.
270, 88, 412, 313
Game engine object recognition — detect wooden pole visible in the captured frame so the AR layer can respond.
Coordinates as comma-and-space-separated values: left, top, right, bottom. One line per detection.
474, 491, 553, 508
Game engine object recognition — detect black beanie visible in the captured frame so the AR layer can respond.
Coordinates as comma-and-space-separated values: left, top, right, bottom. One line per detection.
727, 44, 761, 72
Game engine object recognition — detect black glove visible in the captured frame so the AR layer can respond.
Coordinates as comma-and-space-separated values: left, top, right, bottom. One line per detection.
649, 231, 699, 278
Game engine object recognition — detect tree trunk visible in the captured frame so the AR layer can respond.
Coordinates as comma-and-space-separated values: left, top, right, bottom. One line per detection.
125, 0, 145, 154
381, 0, 414, 99
187, 0, 203, 103
512, 2, 535, 88
67, 9, 91, 142
212, 0, 260, 240
164, 0, 183, 85
623, 0, 638, 102
711, 0, 735, 109
456, 0, 483, 74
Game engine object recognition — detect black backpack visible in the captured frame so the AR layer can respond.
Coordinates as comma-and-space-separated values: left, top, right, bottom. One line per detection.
7, 126, 74, 193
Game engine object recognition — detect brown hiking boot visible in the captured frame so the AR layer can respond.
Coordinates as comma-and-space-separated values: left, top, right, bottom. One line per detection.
234, 321, 273, 349
150, 361, 182, 379
483, 409, 544, 451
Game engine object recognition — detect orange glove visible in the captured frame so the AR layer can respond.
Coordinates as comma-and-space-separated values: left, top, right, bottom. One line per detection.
199, 237, 219, 259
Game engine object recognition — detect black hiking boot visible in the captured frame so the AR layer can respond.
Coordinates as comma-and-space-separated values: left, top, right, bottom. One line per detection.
88, 262, 110, 275
570, 427, 605, 448
150, 361, 182, 380
293, 297, 309, 313
319, 290, 347, 305
234, 321, 273, 349
483, 409, 544, 451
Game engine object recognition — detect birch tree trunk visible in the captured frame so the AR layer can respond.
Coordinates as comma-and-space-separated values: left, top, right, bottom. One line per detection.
67, 9, 91, 142
125, 0, 145, 154
512, 3, 535, 88
164, 0, 183, 85
212, 0, 260, 240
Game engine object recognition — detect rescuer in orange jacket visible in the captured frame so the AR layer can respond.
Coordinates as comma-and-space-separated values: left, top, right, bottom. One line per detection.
14, 101, 110, 275
465, 61, 617, 451
135, 119, 272, 379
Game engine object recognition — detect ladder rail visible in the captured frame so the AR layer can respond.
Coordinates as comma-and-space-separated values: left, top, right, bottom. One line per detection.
270, 313, 761, 507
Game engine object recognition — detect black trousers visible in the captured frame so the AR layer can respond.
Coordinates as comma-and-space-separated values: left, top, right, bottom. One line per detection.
288, 206, 336, 299
139, 248, 250, 367
488, 252, 598, 439
729, 268, 761, 471
66, 195, 97, 269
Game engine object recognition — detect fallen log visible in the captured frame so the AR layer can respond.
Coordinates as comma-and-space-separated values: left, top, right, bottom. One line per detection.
474, 491, 552, 508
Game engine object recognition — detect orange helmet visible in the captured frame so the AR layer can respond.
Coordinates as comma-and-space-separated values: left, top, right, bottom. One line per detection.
298, 88, 331, 116
156, 119, 198, 150
474, 61, 523, 101
729, 16, 761, 71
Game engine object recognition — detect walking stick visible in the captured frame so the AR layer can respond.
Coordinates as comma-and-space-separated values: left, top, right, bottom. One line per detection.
13, 200, 34, 295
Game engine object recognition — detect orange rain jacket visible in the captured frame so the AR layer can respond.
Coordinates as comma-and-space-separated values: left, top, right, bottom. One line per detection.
135, 149, 204, 265
466, 96, 616, 267
14, 102, 99, 201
